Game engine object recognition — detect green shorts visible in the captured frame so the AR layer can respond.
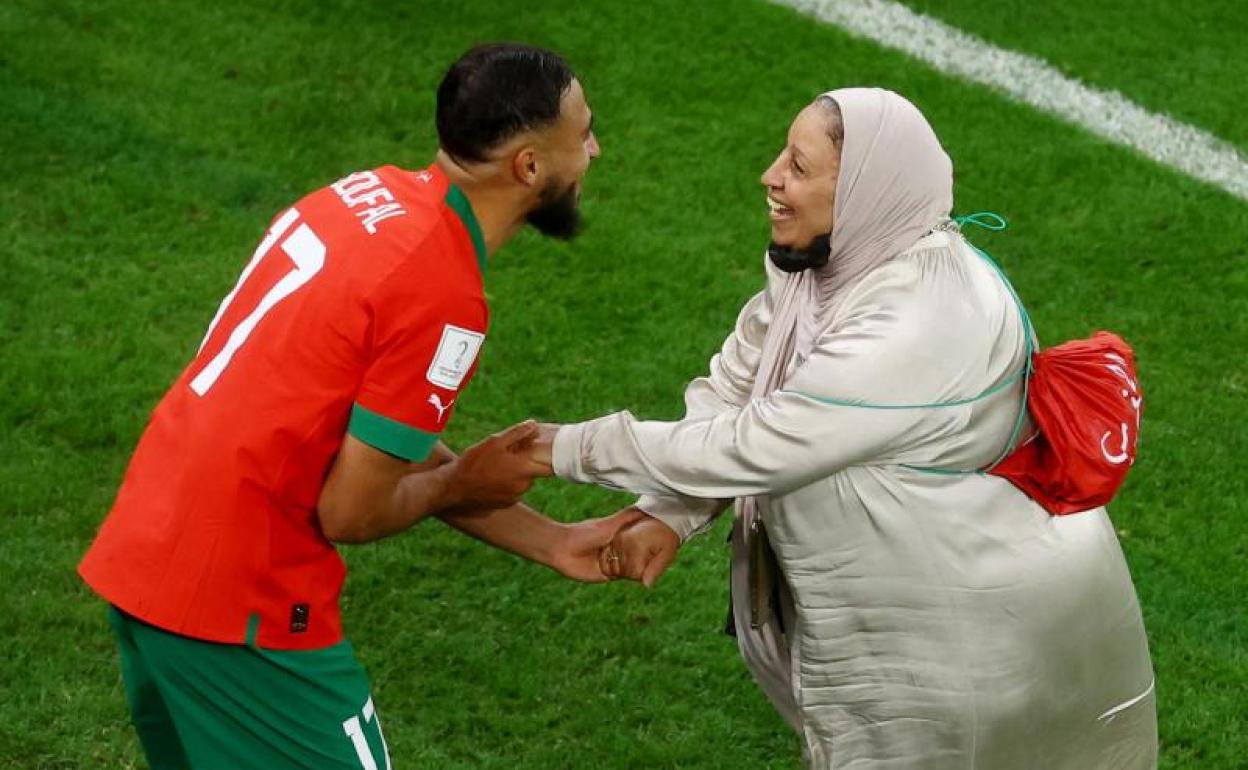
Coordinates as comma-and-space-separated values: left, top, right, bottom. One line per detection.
109, 606, 392, 770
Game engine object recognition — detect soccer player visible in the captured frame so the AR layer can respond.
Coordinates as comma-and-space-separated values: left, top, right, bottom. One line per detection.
78, 43, 620, 769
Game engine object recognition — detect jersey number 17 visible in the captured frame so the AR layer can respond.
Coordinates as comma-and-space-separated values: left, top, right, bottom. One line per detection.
190, 208, 325, 396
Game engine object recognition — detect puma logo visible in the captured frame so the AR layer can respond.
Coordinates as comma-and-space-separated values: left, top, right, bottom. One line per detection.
428, 393, 455, 423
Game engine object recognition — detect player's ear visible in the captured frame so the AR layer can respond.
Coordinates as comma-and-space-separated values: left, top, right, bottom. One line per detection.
511, 146, 540, 188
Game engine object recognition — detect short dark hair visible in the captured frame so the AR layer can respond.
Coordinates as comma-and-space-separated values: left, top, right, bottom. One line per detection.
436, 43, 576, 164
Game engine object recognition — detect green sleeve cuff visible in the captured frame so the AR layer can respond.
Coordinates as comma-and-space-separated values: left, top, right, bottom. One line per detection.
348, 403, 438, 461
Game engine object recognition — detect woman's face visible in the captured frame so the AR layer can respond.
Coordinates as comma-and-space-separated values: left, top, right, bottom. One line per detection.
760, 102, 841, 250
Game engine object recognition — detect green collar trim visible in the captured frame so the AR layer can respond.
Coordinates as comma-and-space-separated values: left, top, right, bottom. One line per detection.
444, 184, 488, 275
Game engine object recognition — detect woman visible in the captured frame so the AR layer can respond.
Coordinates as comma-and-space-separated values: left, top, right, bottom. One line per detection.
537, 89, 1157, 768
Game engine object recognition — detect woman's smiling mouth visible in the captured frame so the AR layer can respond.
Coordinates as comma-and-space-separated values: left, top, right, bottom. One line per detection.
767, 196, 796, 220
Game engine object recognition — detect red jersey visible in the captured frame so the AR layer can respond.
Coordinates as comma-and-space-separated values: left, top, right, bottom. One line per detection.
79, 164, 488, 649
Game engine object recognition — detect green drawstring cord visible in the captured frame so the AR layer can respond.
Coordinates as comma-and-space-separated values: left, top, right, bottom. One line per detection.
955, 211, 1008, 232
954, 213, 1034, 472
782, 212, 1035, 475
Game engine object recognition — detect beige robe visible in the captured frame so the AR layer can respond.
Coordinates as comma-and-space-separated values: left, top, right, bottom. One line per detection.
554, 230, 1158, 768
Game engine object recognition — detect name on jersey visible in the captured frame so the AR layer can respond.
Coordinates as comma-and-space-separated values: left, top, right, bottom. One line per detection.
331, 171, 407, 235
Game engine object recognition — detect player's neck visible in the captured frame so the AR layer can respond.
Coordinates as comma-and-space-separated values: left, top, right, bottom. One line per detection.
434, 152, 526, 258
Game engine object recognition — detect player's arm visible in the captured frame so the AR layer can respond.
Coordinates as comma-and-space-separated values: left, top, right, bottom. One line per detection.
317, 423, 545, 544
319, 438, 638, 582
425, 442, 640, 581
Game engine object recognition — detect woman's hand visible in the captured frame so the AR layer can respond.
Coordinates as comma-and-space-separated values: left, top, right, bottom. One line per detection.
518, 421, 559, 473
599, 509, 681, 587
546, 508, 647, 582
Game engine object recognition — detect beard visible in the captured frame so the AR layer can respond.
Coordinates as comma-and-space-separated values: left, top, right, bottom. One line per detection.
525, 177, 583, 240
767, 232, 832, 273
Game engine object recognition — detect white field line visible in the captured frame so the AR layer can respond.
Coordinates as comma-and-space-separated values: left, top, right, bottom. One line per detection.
772, 0, 1248, 202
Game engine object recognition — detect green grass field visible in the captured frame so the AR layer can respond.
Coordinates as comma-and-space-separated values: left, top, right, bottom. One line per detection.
2, 0, 1246, 767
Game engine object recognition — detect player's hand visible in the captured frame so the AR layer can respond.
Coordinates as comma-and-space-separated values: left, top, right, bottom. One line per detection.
599, 509, 681, 588
546, 507, 648, 583
446, 421, 552, 509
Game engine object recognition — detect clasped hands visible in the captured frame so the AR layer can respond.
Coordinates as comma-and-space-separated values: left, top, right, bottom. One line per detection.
450, 420, 680, 587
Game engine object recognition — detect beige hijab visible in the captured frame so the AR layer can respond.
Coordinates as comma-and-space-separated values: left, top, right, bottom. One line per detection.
731, 87, 956, 727
756, 87, 954, 388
